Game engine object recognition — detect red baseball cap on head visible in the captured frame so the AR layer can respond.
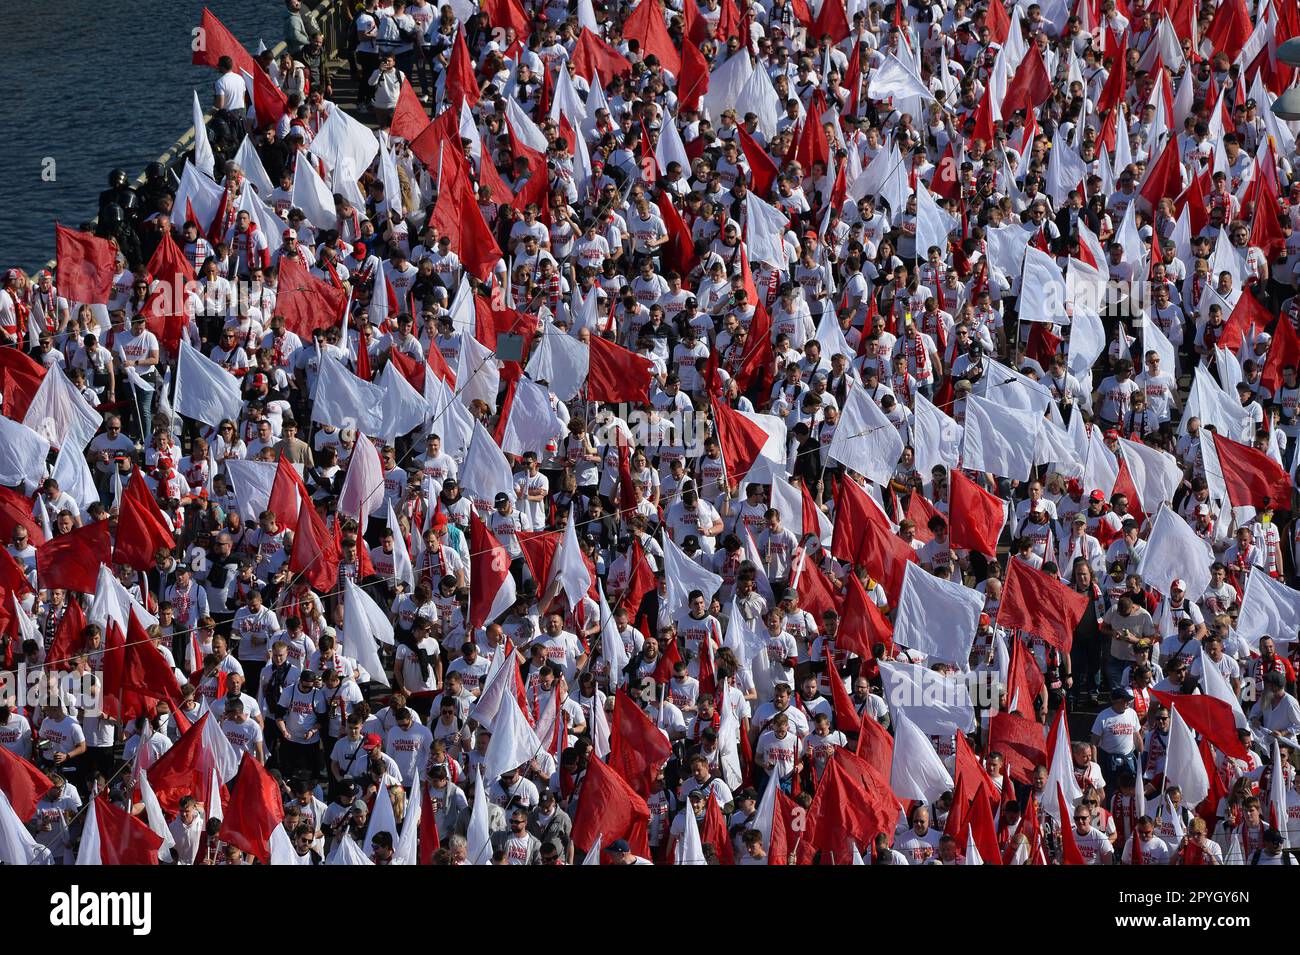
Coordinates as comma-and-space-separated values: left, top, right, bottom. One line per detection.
353, 242, 367, 256
282, 228, 294, 239
1089, 489, 1105, 501
1104, 428, 1119, 439
362, 733, 383, 750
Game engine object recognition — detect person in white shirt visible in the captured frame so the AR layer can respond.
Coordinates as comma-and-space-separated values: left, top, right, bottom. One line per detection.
895, 806, 942, 864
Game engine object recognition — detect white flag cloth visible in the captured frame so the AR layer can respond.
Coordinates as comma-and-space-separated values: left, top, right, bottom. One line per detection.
1042, 709, 1082, 823
192, 90, 216, 178
501, 377, 566, 457
233, 135, 275, 196
1036, 410, 1084, 477
1067, 303, 1106, 380
548, 505, 594, 611
291, 150, 339, 232
1139, 504, 1214, 599
877, 661, 976, 735
53, 442, 99, 516
1117, 437, 1182, 511
889, 709, 954, 803
1215, 346, 1244, 393
738, 58, 783, 141
341, 578, 392, 687
964, 827, 983, 865
744, 192, 791, 269
961, 395, 1040, 481
703, 50, 754, 131
200, 705, 242, 782
828, 384, 904, 486
22, 363, 103, 452
74, 796, 102, 865
814, 308, 855, 364
174, 339, 243, 428
466, 767, 492, 864
236, 187, 285, 251
1269, 739, 1290, 848
309, 104, 380, 181
174, 160, 224, 235
269, 825, 312, 865
1045, 132, 1088, 203
870, 54, 937, 102
460, 421, 515, 515
483, 690, 544, 779
429, 374, 473, 462
363, 779, 401, 853
0, 789, 45, 865
1196, 646, 1247, 729
978, 359, 1053, 414
1018, 247, 1068, 323
597, 582, 628, 687
655, 113, 690, 175
1165, 704, 1210, 808
724, 596, 768, 669
136, 764, 176, 864
338, 438, 386, 542
312, 356, 388, 433
892, 562, 984, 668
752, 769, 783, 862
915, 182, 957, 257
504, 95, 549, 153
1236, 569, 1300, 651
375, 360, 430, 441
986, 224, 1032, 286
911, 392, 962, 481
385, 503, 415, 590
456, 331, 500, 413
676, 801, 707, 865
395, 774, 422, 865
0, 416, 50, 494
325, 834, 374, 865
581, 835, 603, 865
525, 329, 588, 401
1082, 423, 1119, 498
1181, 365, 1253, 441
663, 531, 724, 617
224, 459, 277, 523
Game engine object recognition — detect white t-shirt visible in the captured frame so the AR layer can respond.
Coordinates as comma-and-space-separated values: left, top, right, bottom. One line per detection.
1091, 706, 1141, 756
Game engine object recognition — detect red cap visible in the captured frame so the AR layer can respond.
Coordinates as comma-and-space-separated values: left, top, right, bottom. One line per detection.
353, 242, 367, 256
979, 613, 991, 628
282, 228, 294, 239
250, 373, 268, 389
362, 733, 383, 750
1089, 489, 1105, 501
1104, 428, 1119, 439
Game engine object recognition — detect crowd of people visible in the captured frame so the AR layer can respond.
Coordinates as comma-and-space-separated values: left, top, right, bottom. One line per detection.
1, 0, 1300, 866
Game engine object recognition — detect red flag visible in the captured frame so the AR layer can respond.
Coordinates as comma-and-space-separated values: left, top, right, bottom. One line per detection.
1261, 315, 1300, 395
113, 471, 176, 570
469, 512, 514, 629
445, 28, 480, 109
700, 790, 735, 864
192, 9, 287, 127
147, 711, 211, 814
0, 546, 32, 600
568, 28, 633, 85
113, 610, 186, 724
275, 255, 348, 340
737, 124, 779, 197
684, 0, 712, 43
621, 539, 656, 623
267, 455, 309, 533
1210, 431, 1292, 512
1219, 287, 1271, 353
948, 470, 1004, 557
1205, 0, 1251, 58
1248, 171, 1287, 262
623, 0, 681, 74
855, 707, 894, 779
608, 690, 672, 798
1139, 138, 1185, 209
55, 224, 115, 305
969, 85, 997, 145
967, 780, 1003, 863
1026, 322, 1063, 368
655, 192, 697, 277
905, 490, 940, 543
1097, 38, 1130, 118
1149, 689, 1248, 760
482, 0, 531, 39
711, 397, 769, 485
794, 549, 838, 619
588, 335, 655, 404
289, 494, 340, 591
0, 746, 53, 822
678, 39, 710, 113
572, 753, 652, 861
431, 150, 503, 283
831, 478, 916, 602
826, 661, 859, 734
808, 0, 850, 42
1111, 456, 1146, 525
988, 711, 1047, 784
1006, 633, 1044, 718
218, 753, 285, 864
419, 785, 441, 864
0, 352, 48, 423
837, 570, 893, 658
955, 731, 1000, 808
1058, 783, 1086, 864
45, 597, 88, 671
986, 0, 1011, 40
805, 748, 897, 860
142, 228, 197, 357
1001, 45, 1052, 118
389, 75, 430, 139
843, 39, 863, 118
790, 95, 831, 170
517, 530, 560, 596
91, 793, 163, 865
999, 560, 1087, 655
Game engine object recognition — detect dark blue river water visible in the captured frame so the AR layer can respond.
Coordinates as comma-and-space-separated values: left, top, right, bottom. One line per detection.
0, 1, 283, 271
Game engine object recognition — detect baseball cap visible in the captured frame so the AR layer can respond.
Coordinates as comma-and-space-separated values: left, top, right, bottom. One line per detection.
1071, 513, 1087, 524
605, 839, 631, 853
1089, 489, 1106, 501
362, 733, 383, 750
1195, 503, 1210, 515
494, 492, 510, 505
353, 242, 367, 256
250, 373, 268, 389
282, 228, 295, 239
1111, 686, 1134, 700
1170, 578, 1185, 591
1104, 428, 1119, 440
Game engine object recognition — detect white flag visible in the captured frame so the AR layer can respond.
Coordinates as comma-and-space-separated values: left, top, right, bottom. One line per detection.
663, 531, 723, 617
1139, 504, 1214, 599
312, 356, 387, 434
1164, 704, 1209, 809
291, 150, 338, 232
174, 339, 243, 428
192, 91, 216, 178
890, 709, 954, 803
341, 578, 392, 687
892, 562, 983, 668
828, 384, 904, 486
960, 395, 1040, 481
